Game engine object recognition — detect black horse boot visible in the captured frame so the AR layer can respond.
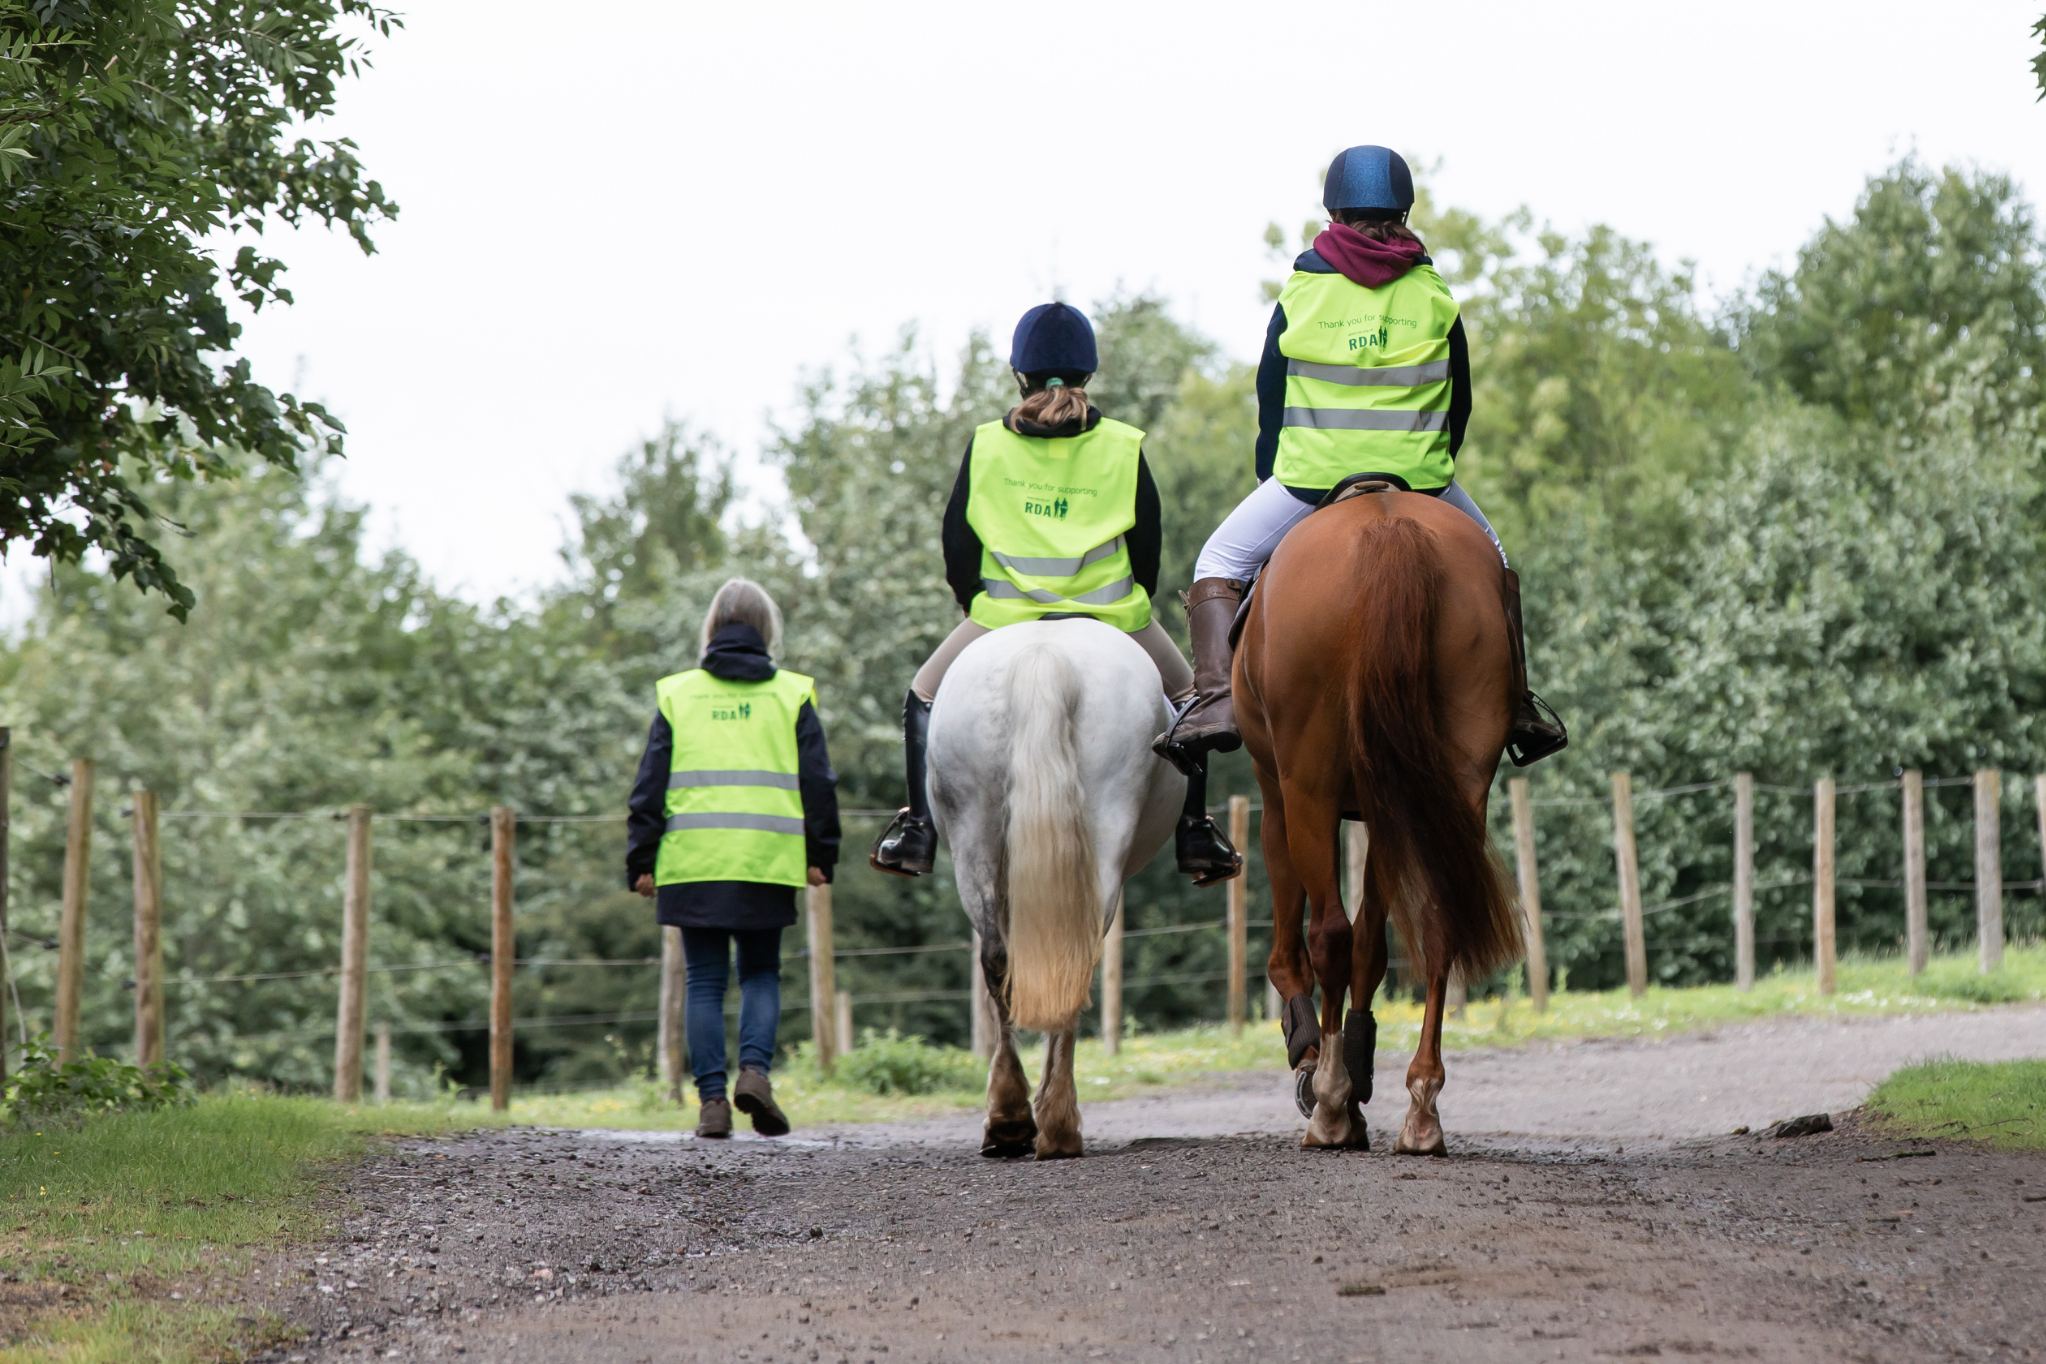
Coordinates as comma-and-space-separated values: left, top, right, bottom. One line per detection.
1502, 569, 1568, 766
870, 691, 937, 876
1153, 577, 1246, 773
1174, 750, 1243, 886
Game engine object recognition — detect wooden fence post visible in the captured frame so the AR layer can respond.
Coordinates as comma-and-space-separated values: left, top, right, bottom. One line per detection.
1611, 772, 1646, 997
2036, 774, 2046, 914
1100, 899, 1124, 1055
373, 1021, 391, 1105
1813, 777, 1836, 995
332, 805, 372, 1102
834, 989, 853, 1055
489, 806, 515, 1112
1733, 772, 1755, 991
1508, 778, 1547, 1012
53, 758, 94, 1060
1975, 769, 2003, 974
657, 925, 685, 1101
0, 727, 11, 1085
806, 881, 836, 1073
1902, 770, 1927, 976
1343, 820, 1367, 924
130, 792, 164, 1067
1226, 795, 1250, 1036
970, 930, 995, 1061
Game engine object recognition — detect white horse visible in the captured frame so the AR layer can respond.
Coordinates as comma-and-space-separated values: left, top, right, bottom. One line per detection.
927, 618, 1183, 1159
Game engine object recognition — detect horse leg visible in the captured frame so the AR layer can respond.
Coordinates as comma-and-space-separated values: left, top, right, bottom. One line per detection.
1032, 1027, 1083, 1160
1290, 791, 1359, 1150
1340, 878, 1392, 1147
1258, 780, 1320, 1102
1395, 956, 1450, 1156
979, 941, 1038, 1158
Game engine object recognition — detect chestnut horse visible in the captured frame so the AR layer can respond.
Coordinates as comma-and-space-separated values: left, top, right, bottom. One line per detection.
1236, 486, 1522, 1154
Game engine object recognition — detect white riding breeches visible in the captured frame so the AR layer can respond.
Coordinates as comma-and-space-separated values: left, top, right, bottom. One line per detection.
1192, 478, 1506, 582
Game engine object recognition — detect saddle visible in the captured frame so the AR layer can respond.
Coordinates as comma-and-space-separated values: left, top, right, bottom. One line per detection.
1226, 473, 1414, 649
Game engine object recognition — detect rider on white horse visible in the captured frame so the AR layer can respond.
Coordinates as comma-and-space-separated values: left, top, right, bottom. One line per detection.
1155, 145, 1568, 773
871, 302, 1243, 886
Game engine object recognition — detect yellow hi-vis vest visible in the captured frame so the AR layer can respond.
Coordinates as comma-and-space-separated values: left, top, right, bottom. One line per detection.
1271, 265, 1459, 492
653, 667, 814, 888
964, 417, 1151, 632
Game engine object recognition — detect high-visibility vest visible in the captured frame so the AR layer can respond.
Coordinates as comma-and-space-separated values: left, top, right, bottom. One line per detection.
653, 667, 814, 888
1271, 264, 1459, 492
964, 417, 1151, 632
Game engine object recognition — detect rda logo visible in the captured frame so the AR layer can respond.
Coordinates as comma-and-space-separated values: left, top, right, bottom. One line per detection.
1024, 496, 1070, 519
1348, 325, 1389, 352
710, 701, 752, 721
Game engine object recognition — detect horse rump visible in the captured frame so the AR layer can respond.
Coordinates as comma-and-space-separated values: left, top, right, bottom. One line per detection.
1344, 516, 1520, 982
1001, 641, 1101, 1030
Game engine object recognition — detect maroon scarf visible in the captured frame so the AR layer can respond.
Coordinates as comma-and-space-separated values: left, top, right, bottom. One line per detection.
1311, 222, 1425, 288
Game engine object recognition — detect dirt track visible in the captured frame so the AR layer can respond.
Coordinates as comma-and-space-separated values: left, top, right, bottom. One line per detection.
258, 1007, 2046, 1363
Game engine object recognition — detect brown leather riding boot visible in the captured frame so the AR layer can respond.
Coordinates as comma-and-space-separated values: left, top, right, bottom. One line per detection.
1152, 578, 1246, 771
1502, 569, 1568, 767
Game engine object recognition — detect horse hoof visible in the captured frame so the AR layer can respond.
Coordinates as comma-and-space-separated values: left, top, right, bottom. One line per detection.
1342, 1103, 1371, 1151
1292, 1067, 1315, 1118
982, 1117, 1037, 1158
1033, 1138, 1083, 1161
1394, 1121, 1447, 1157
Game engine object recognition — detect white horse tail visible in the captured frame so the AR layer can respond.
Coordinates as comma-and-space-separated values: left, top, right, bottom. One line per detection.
1001, 641, 1100, 1031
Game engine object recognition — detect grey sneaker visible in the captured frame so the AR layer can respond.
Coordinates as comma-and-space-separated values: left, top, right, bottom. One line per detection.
732, 1068, 790, 1137
696, 1097, 732, 1139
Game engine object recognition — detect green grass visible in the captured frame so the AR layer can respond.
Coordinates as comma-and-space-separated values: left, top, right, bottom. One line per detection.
1865, 1058, 2046, 1151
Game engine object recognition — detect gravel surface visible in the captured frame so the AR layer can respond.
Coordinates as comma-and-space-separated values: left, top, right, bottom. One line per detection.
250, 1007, 2046, 1363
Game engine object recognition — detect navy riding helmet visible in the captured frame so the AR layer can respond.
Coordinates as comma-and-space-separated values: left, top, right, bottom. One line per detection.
1323, 145, 1414, 215
1010, 302, 1097, 375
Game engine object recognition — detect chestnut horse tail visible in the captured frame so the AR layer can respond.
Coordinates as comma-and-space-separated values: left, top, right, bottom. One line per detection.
1345, 517, 1521, 982
1001, 642, 1101, 1030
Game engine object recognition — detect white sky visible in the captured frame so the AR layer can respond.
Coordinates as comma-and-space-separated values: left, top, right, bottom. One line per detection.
17, 1, 2046, 613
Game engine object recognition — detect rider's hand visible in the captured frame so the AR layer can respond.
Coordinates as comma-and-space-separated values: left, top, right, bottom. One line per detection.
634, 874, 655, 898
807, 866, 827, 887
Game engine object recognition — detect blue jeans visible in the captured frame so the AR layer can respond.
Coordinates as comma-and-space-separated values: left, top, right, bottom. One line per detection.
680, 926, 782, 1101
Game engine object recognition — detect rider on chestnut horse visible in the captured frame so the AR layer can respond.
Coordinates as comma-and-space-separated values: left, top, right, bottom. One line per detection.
871, 303, 1243, 886
1156, 145, 1567, 771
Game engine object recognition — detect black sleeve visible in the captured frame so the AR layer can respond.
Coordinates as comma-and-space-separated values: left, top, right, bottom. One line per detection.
1253, 302, 1289, 483
940, 442, 981, 614
1447, 314, 1471, 458
1129, 451, 1162, 597
624, 711, 671, 888
795, 700, 841, 880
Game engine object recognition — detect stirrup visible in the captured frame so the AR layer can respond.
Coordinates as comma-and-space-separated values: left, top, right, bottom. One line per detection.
1506, 691, 1569, 768
869, 807, 934, 878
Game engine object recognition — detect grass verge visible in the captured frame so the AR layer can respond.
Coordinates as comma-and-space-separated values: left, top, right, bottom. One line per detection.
1864, 1058, 2046, 1151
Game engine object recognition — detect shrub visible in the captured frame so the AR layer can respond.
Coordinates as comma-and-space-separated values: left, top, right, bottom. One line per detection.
4, 1038, 196, 1124
835, 1030, 983, 1096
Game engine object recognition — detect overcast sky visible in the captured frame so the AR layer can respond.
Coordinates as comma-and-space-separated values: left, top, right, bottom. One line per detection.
20, 1, 2046, 613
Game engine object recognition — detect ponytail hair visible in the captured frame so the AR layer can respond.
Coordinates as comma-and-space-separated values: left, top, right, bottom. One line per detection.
1013, 369, 1093, 428
1334, 206, 1424, 249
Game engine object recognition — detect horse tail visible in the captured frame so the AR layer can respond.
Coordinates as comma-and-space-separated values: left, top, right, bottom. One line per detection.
1346, 517, 1521, 984
1001, 641, 1101, 1031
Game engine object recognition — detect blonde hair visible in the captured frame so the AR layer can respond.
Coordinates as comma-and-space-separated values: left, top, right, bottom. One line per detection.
1012, 371, 1093, 429
700, 577, 783, 658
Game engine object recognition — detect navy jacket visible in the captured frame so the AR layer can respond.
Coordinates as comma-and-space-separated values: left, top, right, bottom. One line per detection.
1255, 248, 1472, 501
625, 623, 840, 931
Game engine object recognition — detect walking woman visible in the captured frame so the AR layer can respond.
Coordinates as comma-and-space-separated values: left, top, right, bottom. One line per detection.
626, 579, 840, 1139
869, 302, 1241, 885
1157, 144, 1567, 769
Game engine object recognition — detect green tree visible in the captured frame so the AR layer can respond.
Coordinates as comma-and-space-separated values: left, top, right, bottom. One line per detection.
0, 0, 399, 616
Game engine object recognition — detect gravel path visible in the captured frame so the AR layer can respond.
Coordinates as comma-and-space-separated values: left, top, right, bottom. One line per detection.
251, 1006, 2046, 1363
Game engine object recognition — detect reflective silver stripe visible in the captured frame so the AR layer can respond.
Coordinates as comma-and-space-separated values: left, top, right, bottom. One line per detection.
981, 574, 1138, 607
664, 812, 804, 836
1286, 358, 1452, 387
988, 534, 1127, 578
1281, 407, 1449, 433
667, 769, 799, 790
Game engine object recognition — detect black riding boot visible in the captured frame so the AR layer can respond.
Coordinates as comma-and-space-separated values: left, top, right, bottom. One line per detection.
870, 691, 937, 877
1174, 750, 1243, 886
1502, 569, 1569, 767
